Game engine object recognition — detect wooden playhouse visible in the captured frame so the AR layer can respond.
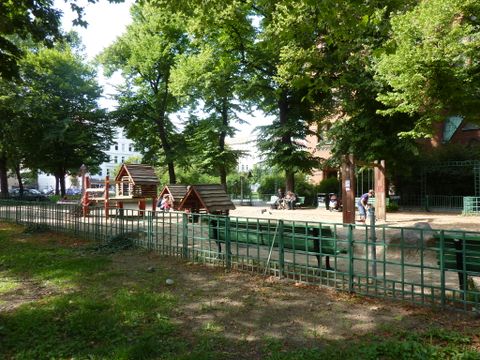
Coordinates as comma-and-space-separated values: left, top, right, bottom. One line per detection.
113, 163, 159, 212
178, 184, 235, 215
158, 184, 189, 210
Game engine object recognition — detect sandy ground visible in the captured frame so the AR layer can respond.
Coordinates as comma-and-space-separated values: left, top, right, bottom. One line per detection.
229, 205, 480, 232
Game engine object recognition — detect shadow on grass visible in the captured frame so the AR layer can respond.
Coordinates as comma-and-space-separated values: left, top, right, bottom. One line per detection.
0, 223, 478, 359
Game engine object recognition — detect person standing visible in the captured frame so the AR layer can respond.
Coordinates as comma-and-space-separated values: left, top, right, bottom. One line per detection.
357, 189, 374, 222
274, 188, 285, 209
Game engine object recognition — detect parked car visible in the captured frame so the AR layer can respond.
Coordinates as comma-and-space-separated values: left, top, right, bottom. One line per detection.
9, 188, 49, 201
66, 188, 81, 196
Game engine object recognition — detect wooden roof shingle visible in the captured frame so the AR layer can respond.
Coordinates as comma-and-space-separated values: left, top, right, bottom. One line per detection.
178, 184, 235, 213
115, 164, 158, 185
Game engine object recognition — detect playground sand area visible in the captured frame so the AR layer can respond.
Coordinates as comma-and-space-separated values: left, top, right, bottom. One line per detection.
229, 206, 480, 232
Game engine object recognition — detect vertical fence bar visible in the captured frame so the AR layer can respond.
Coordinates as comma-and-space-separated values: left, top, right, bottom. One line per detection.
278, 220, 284, 278
182, 213, 189, 259
369, 207, 377, 279
225, 216, 231, 270
147, 212, 153, 250
348, 224, 354, 293
439, 230, 446, 307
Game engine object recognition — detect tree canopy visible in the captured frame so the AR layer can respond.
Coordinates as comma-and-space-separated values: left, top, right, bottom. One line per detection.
375, 0, 480, 137
0, 38, 111, 197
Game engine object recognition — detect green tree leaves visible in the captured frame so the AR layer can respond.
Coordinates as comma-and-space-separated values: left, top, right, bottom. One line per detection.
375, 0, 480, 137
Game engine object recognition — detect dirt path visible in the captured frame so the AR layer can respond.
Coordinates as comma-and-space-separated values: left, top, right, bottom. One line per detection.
115, 251, 480, 354
230, 206, 480, 232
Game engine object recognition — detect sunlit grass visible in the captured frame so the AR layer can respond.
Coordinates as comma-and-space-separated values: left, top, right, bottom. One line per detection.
0, 222, 478, 359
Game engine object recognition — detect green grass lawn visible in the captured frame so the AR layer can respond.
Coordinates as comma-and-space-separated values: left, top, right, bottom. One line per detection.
0, 222, 479, 359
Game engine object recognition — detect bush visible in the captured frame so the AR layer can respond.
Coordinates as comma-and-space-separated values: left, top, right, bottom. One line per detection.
317, 177, 340, 194
386, 202, 399, 212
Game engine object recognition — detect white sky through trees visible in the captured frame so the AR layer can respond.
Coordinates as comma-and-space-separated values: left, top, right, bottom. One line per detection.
53, 0, 271, 141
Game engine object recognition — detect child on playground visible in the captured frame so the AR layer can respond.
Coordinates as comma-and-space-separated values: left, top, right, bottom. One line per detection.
158, 194, 173, 211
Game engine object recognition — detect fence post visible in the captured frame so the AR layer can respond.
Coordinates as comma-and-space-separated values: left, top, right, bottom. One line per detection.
348, 224, 355, 293
424, 195, 430, 212
439, 230, 446, 307
368, 206, 377, 279
278, 220, 284, 278
182, 213, 189, 259
225, 216, 231, 270
15, 205, 20, 224
147, 212, 153, 250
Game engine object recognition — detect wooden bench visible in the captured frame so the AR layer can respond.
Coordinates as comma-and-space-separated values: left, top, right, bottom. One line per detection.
433, 233, 480, 291
266, 195, 278, 206
209, 218, 341, 270
295, 196, 305, 208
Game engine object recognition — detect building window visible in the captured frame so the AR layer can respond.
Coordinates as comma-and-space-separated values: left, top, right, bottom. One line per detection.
107, 169, 110, 176
121, 156, 125, 163
114, 156, 118, 163
128, 144, 133, 152
114, 143, 118, 151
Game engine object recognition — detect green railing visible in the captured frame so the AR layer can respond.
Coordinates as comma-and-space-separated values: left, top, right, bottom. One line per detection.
0, 200, 479, 313
397, 194, 464, 211
464, 197, 480, 215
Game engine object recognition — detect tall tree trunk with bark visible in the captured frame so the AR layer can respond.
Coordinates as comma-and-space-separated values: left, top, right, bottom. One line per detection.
278, 91, 295, 192
0, 152, 8, 198
218, 100, 228, 189
14, 164, 23, 195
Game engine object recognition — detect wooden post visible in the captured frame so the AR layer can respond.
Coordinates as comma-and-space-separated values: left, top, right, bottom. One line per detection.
138, 199, 146, 216
152, 196, 156, 213
374, 160, 386, 221
82, 176, 91, 217
341, 155, 356, 224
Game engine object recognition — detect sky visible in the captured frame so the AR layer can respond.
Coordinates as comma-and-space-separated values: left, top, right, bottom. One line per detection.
53, 0, 272, 142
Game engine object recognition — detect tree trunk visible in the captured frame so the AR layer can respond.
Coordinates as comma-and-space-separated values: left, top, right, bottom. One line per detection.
278, 90, 295, 192
219, 100, 228, 189
0, 152, 8, 198
55, 176, 60, 195
285, 170, 295, 193
14, 164, 23, 195
56, 171, 66, 196
155, 118, 176, 184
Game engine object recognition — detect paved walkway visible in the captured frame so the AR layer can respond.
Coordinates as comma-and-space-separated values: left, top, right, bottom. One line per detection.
229, 206, 480, 232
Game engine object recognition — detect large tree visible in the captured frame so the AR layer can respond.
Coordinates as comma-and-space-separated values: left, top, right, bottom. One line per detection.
259, 0, 420, 174
0, 0, 124, 79
169, 3, 253, 187
375, 0, 480, 137
99, 2, 190, 184
18, 43, 112, 195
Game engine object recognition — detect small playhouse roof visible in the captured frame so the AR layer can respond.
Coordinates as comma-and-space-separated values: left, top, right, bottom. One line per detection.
178, 184, 235, 213
159, 184, 189, 202
114, 164, 158, 185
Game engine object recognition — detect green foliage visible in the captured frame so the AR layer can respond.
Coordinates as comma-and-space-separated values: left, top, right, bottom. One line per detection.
257, 174, 285, 196
293, 174, 317, 206
264, 330, 478, 360
0, 0, 124, 79
375, 0, 480, 136
317, 177, 340, 194
18, 44, 112, 194
157, 166, 218, 188
386, 202, 399, 212
99, 2, 191, 184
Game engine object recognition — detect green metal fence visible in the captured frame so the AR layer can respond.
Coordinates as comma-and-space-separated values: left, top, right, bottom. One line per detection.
464, 197, 480, 215
0, 200, 479, 313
